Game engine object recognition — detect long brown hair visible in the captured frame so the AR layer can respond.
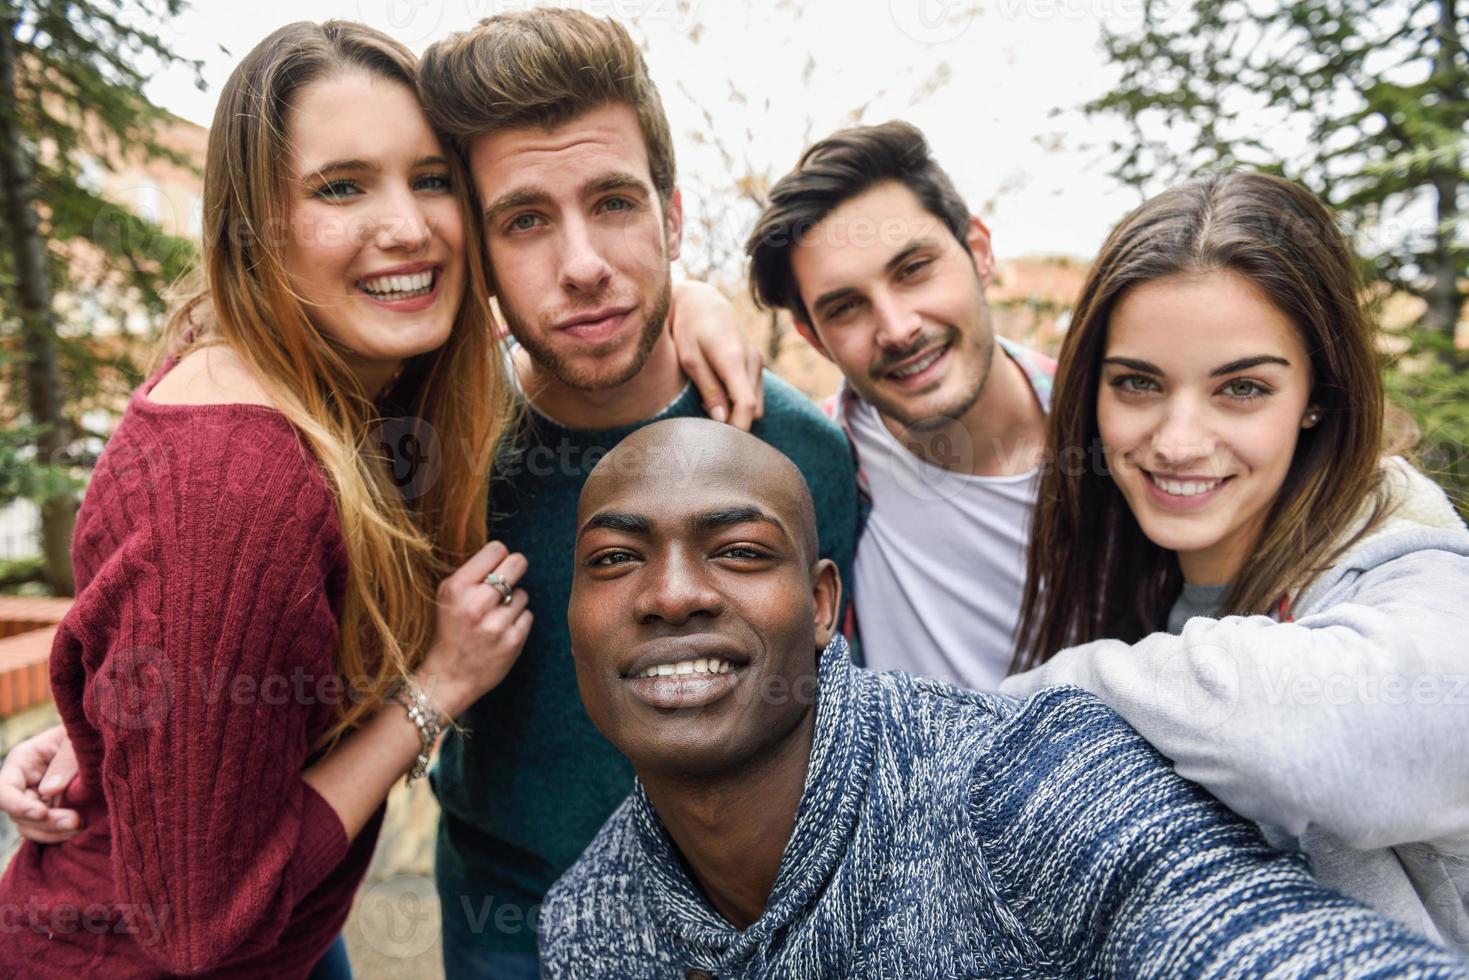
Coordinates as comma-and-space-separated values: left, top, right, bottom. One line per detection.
1014, 172, 1389, 670
158, 21, 509, 745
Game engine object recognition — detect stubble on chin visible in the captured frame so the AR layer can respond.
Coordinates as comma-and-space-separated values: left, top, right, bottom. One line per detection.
869, 328, 994, 433
502, 277, 673, 391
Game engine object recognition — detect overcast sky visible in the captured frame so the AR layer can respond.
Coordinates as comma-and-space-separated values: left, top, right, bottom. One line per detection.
144, 0, 1167, 265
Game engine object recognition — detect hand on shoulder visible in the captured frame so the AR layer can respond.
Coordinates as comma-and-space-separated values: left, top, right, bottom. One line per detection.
146, 345, 278, 409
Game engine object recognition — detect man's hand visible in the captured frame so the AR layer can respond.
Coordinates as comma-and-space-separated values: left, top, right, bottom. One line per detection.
670, 281, 765, 431
0, 724, 82, 844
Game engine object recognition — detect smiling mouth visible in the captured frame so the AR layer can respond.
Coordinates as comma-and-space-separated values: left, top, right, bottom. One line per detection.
884, 341, 950, 381
358, 268, 438, 301
633, 656, 736, 678
1145, 470, 1233, 497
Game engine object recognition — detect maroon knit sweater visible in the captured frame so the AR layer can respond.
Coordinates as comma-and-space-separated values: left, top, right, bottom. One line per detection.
0, 367, 384, 977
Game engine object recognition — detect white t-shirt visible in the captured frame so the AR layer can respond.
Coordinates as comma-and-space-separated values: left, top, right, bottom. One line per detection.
848, 397, 1039, 691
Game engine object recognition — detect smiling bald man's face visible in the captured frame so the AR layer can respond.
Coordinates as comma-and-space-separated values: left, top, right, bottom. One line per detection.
568, 419, 840, 777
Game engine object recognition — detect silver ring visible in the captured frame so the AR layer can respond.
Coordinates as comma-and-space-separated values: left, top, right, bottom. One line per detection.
484, 572, 514, 605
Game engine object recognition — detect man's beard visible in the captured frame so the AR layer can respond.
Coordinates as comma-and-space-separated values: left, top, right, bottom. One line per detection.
501, 275, 672, 392
866, 320, 994, 432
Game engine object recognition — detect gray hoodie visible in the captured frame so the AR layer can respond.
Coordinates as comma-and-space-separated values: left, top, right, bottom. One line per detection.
1003, 457, 1469, 954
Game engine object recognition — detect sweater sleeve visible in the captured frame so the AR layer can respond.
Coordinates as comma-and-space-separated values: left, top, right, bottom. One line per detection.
69, 421, 353, 974
970, 688, 1469, 978
999, 548, 1469, 851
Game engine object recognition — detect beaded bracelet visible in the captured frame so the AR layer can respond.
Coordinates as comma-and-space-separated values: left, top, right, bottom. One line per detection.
391, 679, 446, 782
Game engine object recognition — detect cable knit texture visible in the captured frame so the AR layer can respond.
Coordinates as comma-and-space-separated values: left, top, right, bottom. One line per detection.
541, 635, 1469, 978
0, 369, 382, 978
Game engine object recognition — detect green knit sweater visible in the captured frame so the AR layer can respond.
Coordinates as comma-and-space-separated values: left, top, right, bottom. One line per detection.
431, 372, 859, 955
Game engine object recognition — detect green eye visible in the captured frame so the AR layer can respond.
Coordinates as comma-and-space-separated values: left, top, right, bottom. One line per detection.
1222, 379, 1269, 400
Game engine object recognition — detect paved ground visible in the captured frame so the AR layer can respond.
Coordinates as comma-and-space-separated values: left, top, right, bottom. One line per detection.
343, 776, 447, 979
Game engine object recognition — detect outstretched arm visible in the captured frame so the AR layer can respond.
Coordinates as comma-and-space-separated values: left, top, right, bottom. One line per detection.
1001, 548, 1469, 851
973, 688, 1468, 978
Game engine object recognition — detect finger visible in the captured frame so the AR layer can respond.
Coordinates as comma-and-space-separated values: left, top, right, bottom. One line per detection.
25, 808, 79, 833
38, 741, 79, 799
680, 346, 730, 425
0, 783, 49, 822
447, 540, 511, 592
727, 382, 757, 431
484, 553, 528, 592
480, 588, 530, 627
505, 609, 534, 648
18, 826, 78, 845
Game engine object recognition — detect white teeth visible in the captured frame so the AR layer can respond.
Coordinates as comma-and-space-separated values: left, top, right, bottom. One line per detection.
1151, 474, 1223, 497
361, 270, 434, 298
891, 346, 946, 379
637, 658, 734, 678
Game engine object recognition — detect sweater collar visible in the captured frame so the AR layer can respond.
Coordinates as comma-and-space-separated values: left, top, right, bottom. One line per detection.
628, 634, 875, 963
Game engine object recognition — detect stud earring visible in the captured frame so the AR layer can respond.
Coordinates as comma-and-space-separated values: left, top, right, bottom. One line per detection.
1305, 410, 1322, 426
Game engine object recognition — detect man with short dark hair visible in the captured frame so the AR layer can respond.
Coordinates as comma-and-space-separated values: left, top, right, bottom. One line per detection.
417, 11, 859, 977
544, 417, 1469, 978
747, 121, 1052, 689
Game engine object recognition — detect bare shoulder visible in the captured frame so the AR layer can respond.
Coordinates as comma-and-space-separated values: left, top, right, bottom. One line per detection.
147, 345, 278, 409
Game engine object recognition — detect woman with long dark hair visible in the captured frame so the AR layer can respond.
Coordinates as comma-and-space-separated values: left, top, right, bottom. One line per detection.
1003, 171, 1469, 952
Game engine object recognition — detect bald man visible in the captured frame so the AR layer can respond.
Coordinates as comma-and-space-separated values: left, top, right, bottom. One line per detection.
540, 418, 1469, 979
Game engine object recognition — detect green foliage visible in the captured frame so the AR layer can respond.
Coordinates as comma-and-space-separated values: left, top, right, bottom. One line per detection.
1383, 330, 1469, 520
0, 0, 200, 520
1087, 0, 1467, 347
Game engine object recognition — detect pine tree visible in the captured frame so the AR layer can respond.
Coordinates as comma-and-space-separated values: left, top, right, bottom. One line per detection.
0, 0, 200, 593
1087, 0, 1467, 365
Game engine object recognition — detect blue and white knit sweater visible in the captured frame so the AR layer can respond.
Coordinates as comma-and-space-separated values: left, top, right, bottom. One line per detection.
541, 635, 1469, 978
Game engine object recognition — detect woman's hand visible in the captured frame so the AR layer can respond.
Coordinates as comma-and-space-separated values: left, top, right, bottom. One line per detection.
670, 280, 765, 431
0, 724, 83, 844
416, 540, 533, 719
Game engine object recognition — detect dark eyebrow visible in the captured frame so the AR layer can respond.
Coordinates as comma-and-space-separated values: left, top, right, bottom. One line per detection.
579, 511, 652, 537
1210, 355, 1291, 377
485, 172, 650, 222
809, 238, 941, 317
1101, 356, 1163, 375
303, 156, 447, 182
302, 159, 377, 181
585, 172, 649, 197
1102, 355, 1292, 377
692, 506, 790, 541
485, 187, 549, 221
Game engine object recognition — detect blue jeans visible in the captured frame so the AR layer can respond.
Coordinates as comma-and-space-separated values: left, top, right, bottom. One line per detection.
441, 930, 540, 980
307, 935, 352, 980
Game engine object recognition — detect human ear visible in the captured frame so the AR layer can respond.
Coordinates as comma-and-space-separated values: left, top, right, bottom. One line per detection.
964, 216, 997, 287
663, 187, 684, 262
811, 558, 841, 649
1302, 405, 1323, 428
792, 315, 836, 364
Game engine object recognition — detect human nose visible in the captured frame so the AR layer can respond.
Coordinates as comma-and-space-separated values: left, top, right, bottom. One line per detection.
632, 549, 726, 627
1147, 397, 1217, 469
557, 215, 613, 296
371, 187, 432, 254
871, 290, 921, 350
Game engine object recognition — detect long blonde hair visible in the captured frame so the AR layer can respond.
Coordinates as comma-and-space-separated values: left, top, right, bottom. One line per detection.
159, 21, 509, 745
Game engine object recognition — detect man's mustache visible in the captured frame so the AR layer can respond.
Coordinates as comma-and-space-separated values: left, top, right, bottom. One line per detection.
869, 329, 954, 379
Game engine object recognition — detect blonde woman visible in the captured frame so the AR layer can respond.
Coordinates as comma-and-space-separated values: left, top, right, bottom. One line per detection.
0, 21, 527, 977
